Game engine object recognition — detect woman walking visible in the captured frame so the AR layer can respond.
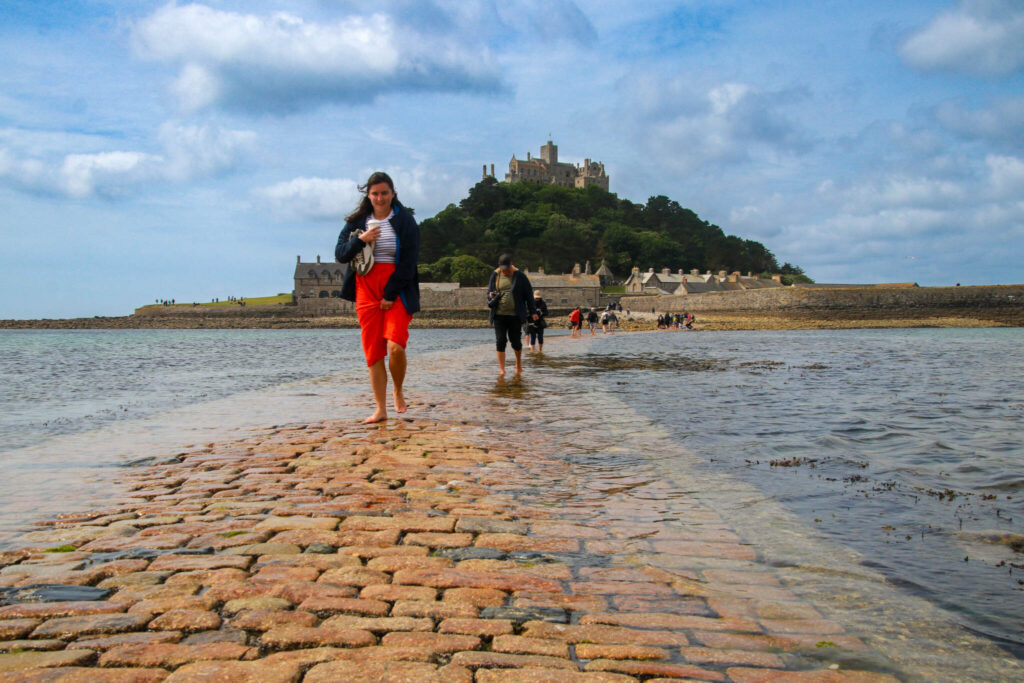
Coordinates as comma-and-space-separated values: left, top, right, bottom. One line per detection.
335, 172, 420, 423
488, 254, 538, 376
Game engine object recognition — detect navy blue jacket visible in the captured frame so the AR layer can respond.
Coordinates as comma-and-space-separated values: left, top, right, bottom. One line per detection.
487, 268, 538, 325
335, 203, 420, 314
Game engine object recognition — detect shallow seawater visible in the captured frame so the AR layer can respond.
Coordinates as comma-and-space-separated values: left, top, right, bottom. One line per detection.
1, 326, 1022, 677
469, 328, 1024, 666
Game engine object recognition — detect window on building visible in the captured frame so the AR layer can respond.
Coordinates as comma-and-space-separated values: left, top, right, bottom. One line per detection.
319, 290, 328, 298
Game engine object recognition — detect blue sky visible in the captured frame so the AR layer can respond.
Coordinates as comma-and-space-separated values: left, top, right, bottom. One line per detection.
2, 0, 1022, 318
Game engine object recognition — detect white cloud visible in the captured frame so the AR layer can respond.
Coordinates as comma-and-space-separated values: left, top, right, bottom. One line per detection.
935, 97, 1024, 147
986, 154, 1024, 197
255, 177, 361, 221
0, 123, 256, 198
132, 3, 503, 114
59, 151, 161, 198
623, 76, 811, 173
900, 0, 1024, 77
158, 122, 257, 181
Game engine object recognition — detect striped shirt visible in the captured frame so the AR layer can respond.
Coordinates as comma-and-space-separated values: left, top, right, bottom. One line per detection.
367, 210, 397, 264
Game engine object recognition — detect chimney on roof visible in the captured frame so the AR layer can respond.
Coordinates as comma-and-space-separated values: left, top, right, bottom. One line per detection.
491, 163, 495, 177
728, 272, 739, 283
482, 164, 487, 179
585, 260, 592, 274
648, 268, 654, 273
297, 255, 301, 264
691, 268, 699, 276
662, 268, 670, 276
718, 270, 727, 278
747, 271, 753, 278
572, 263, 581, 276
538, 266, 544, 275
317, 255, 321, 264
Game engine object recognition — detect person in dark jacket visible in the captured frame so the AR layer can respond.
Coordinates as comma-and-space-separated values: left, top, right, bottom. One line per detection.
335, 171, 420, 423
487, 254, 538, 376
527, 290, 549, 353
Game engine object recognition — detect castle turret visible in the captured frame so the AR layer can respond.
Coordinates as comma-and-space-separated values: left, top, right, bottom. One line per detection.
540, 140, 558, 165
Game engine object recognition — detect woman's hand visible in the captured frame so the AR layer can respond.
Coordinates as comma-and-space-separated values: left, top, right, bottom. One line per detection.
380, 299, 393, 311
359, 226, 381, 243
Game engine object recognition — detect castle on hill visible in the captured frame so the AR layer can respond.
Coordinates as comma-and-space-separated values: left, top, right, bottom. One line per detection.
483, 139, 609, 191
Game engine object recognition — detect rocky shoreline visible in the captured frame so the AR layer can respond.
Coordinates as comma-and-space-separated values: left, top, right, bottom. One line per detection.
2, 304, 1021, 331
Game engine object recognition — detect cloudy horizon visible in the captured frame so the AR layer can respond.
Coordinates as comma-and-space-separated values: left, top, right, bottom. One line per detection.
1, 0, 1022, 318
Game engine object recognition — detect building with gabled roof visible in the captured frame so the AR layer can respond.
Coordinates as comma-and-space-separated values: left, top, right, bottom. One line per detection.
624, 267, 784, 295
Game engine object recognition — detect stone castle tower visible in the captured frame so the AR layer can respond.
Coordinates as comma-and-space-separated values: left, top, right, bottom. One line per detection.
484, 140, 609, 191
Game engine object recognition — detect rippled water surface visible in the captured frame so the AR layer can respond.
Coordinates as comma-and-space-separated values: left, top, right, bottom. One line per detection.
507, 328, 1024, 659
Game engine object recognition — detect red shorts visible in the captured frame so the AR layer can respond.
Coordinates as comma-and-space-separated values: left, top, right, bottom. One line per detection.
355, 263, 412, 366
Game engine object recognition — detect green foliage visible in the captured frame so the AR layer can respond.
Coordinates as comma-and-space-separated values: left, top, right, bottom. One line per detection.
778, 262, 814, 285
420, 254, 492, 286
44, 544, 77, 552
418, 180, 801, 279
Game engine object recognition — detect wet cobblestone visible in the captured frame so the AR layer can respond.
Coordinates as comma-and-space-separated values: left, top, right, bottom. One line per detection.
0, 415, 904, 681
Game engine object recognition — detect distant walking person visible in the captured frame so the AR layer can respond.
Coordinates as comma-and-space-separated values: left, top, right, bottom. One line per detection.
528, 290, 549, 353
488, 254, 538, 376
587, 308, 599, 335
570, 306, 582, 337
336, 172, 420, 424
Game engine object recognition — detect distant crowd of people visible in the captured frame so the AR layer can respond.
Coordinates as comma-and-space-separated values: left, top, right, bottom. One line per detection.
567, 303, 623, 337
658, 312, 696, 330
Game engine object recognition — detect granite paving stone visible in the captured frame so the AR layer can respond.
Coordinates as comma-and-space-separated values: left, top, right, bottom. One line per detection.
163, 660, 300, 682
0, 619, 40, 640
68, 631, 183, 651
437, 617, 513, 636
303, 660, 442, 683
475, 670, 638, 683
0, 649, 96, 673
296, 596, 389, 617
230, 609, 318, 632
1, 667, 170, 681
584, 658, 726, 680
260, 625, 376, 649
0, 639, 67, 652
491, 635, 570, 657
31, 613, 152, 639
380, 631, 481, 652
98, 641, 253, 668
146, 609, 221, 632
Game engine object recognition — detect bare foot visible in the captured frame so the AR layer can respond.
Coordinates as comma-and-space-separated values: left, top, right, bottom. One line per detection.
515, 365, 523, 375
363, 409, 387, 424
394, 391, 407, 413
498, 367, 506, 376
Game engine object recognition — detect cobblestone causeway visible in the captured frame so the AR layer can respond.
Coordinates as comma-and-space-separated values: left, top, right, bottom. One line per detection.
0, 412, 902, 682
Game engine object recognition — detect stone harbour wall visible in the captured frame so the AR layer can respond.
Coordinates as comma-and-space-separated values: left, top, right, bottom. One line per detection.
621, 284, 1024, 313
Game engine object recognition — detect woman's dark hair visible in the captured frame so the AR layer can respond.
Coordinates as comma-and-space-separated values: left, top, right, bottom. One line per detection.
346, 171, 411, 222
497, 253, 513, 267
